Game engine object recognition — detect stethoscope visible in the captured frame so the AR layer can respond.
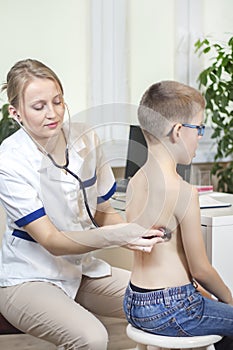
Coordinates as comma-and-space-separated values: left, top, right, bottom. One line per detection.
12, 104, 99, 228
12, 106, 173, 241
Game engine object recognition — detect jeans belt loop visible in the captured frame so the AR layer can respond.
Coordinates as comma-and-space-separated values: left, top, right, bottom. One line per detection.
163, 289, 171, 306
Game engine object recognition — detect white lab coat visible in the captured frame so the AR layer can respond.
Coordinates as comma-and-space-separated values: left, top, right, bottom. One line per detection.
0, 122, 116, 298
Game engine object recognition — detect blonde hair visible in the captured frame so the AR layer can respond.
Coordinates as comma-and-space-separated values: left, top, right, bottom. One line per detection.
138, 80, 205, 140
1, 59, 64, 109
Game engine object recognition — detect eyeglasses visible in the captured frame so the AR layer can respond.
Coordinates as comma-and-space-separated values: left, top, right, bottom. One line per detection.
182, 123, 205, 136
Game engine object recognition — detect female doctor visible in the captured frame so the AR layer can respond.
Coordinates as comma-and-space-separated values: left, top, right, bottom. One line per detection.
0, 59, 163, 350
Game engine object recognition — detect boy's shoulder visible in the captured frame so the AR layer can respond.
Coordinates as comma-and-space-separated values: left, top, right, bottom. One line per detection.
128, 168, 147, 190
176, 180, 199, 216
126, 169, 146, 199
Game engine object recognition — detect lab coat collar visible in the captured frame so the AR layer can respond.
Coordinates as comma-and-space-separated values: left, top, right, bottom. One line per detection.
38, 122, 89, 182
10, 129, 43, 171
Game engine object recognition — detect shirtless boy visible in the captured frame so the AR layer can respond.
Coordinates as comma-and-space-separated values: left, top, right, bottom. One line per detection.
123, 81, 233, 338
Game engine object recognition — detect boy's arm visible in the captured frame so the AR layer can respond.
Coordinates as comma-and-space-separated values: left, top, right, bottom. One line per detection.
125, 177, 142, 223
178, 186, 233, 305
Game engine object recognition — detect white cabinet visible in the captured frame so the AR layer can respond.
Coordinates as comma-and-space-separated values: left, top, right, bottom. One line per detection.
201, 193, 233, 293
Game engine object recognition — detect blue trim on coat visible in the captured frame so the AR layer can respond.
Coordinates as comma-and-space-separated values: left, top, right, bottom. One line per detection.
97, 182, 116, 204
15, 207, 46, 227
82, 171, 97, 188
12, 229, 37, 243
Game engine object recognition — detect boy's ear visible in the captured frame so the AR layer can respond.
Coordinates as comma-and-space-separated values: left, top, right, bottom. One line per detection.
170, 123, 182, 143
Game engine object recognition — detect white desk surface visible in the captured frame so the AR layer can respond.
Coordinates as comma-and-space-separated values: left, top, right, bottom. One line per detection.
200, 192, 233, 226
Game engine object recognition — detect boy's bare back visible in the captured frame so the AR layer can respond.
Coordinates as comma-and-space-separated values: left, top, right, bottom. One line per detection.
126, 158, 196, 289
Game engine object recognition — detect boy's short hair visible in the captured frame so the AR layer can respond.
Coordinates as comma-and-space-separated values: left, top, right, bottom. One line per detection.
138, 80, 205, 140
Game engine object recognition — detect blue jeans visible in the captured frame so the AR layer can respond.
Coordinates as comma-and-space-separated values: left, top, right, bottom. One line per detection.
123, 282, 233, 337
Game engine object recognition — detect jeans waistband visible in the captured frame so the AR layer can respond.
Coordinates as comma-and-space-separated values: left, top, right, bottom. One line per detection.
126, 282, 197, 305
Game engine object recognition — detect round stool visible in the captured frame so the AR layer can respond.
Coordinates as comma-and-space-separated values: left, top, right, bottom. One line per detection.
126, 324, 222, 350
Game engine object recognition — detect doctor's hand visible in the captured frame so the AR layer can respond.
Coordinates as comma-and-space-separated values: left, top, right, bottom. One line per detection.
125, 225, 165, 253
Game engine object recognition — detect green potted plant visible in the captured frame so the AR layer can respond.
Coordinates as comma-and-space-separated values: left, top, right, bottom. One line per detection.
195, 36, 233, 193
0, 103, 19, 144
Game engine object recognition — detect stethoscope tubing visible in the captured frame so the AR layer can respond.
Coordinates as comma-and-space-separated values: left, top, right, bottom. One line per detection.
47, 150, 99, 228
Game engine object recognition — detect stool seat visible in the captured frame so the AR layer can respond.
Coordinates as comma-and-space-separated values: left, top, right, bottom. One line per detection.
126, 324, 222, 349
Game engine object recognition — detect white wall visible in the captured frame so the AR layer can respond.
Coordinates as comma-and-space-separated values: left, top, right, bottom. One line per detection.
1, 0, 232, 115
128, 0, 233, 123
128, 0, 175, 110
204, 0, 233, 39
0, 0, 90, 116
201, 0, 233, 72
